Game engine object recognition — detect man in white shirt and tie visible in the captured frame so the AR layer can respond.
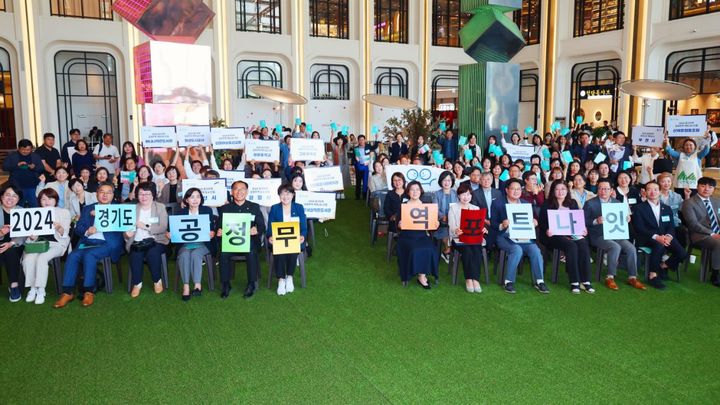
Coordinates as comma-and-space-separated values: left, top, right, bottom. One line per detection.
681, 177, 720, 287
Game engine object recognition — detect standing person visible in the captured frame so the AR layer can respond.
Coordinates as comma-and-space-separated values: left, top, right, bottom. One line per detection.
448, 181, 486, 293
389, 133, 408, 163
35, 133, 62, 182
631, 147, 660, 185
332, 135, 351, 194
665, 133, 711, 196
2, 139, 44, 207
681, 177, 720, 287
0, 185, 28, 302
217, 180, 265, 299
53, 183, 124, 308
175, 188, 215, 301
266, 184, 307, 296
584, 179, 645, 291
353, 135, 375, 200
438, 129, 459, 162
93, 133, 120, 182
70, 139, 95, 178
22, 189, 72, 305
60, 128, 81, 169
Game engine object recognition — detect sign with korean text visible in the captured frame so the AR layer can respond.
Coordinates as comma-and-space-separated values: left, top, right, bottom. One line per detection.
667, 115, 706, 138
210, 127, 246, 149
304, 166, 344, 192
547, 209, 586, 236
94, 204, 136, 232
271, 221, 301, 254
245, 178, 282, 207
579, 84, 614, 99
632, 126, 664, 147
290, 138, 325, 162
141, 126, 177, 148
182, 179, 227, 207
9, 208, 55, 238
459, 208, 486, 245
601, 203, 629, 240
295, 191, 337, 219
217, 170, 246, 188
385, 165, 447, 192
400, 204, 440, 230
176, 125, 211, 147
504, 144, 534, 162
506, 204, 535, 239
244, 139, 279, 162
169, 215, 211, 243
221, 213, 253, 253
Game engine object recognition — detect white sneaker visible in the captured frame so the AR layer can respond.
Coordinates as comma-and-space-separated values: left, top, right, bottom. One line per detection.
25, 287, 37, 303
35, 288, 45, 305
286, 276, 295, 293
277, 278, 286, 296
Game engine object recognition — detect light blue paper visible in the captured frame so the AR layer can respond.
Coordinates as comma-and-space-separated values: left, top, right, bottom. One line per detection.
259, 120, 267, 128
501, 125, 508, 133
464, 149, 473, 160
525, 126, 534, 134
94, 204, 136, 232
439, 122, 447, 132
342, 126, 349, 135
623, 161, 633, 170
491, 145, 504, 157
594, 152, 606, 164
371, 125, 379, 135
499, 170, 510, 181
275, 124, 282, 133
561, 128, 571, 136
541, 160, 550, 171
432, 150, 444, 166
295, 117, 301, 126
169, 215, 211, 243
306, 123, 313, 132
576, 116, 583, 125
330, 122, 337, 132
561, 151, 573, 163
542, 148, 551, 159
458, 136, 468, 146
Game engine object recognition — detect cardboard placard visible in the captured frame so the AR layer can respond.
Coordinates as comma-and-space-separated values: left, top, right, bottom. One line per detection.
400, 204, 440, 230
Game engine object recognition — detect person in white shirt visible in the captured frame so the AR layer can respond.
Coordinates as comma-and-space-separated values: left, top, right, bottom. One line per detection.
92, 133, 120, 181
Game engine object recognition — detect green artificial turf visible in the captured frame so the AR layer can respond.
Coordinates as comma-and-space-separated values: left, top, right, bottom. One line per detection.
1, 195, 719, 404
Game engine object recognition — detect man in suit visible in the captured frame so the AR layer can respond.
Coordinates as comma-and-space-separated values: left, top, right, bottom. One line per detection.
471, 172, 501, 249
681, 176, 720, 287
54, 183, 125, 308
634, 181, 688, 289
583, 179, 645, 290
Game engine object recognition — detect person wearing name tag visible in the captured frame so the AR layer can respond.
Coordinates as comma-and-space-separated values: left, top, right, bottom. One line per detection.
681, 177, 720, 287
54, 183, 124, 308
634, 181, 688, 289
396, 181, 439, 289
22, 189, 72, 305
0, 185, 28, 302
665, 134, 710, 197
448, 182, 485, 293
657, 173, 686, 245
115, 158, 138, 202
613, 171, 641, 214
266, 184, 307, 296
124, 182, 169, 298
3, 139, 45, 208
173, 188, 215, 301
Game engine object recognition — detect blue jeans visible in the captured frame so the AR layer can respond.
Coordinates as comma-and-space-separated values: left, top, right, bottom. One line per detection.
495, 234, 545, 283
22, 187, 38, 207
62, 241, 116, 293
355, 164, 369, 198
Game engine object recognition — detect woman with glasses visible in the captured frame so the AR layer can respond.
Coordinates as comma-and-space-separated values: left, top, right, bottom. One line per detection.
0, 185, 27, 302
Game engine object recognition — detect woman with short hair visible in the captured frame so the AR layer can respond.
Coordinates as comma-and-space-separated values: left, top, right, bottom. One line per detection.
396, 181, 439, 288
266, 184, 307, 296
175, 188, 215, 301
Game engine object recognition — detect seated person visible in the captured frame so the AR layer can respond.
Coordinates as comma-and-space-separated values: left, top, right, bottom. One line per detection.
681, 176, 720, 287
54, 183, 124, 308
175, 188, 215, 301
396, 181, 439, 288
448, 181, 487, 293
383, 173, 406, 234
266, 184, 307, 296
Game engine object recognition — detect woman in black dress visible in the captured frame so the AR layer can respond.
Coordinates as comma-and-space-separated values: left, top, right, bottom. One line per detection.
396, 181, 439, 288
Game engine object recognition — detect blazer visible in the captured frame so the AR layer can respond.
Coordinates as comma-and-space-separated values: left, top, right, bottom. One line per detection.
67, 191, 97, 220
176, 205, 215, 250
681, 195, 720, 243
219, 199, 266, 250
266, 202, 308, 250
123, 201, 169, 251
158, 180, 183, 204
383, 190, 404, 232
470, 186, 502, 219
448, 202, 479, 244
633, 201, 676, 246
583, 196, 623, 243
74, 203, 125, 262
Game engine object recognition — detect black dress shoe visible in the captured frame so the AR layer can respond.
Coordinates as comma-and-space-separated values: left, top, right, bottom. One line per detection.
417, 279, 431, 290
243, 284, 256, 298
192, 288, 202, 297
221, 283, 231, 299
711, 279, 720, 288
182, 294, 191, 302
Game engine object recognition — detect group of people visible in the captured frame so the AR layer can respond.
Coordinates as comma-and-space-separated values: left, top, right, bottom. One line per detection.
374, 122, 720, 294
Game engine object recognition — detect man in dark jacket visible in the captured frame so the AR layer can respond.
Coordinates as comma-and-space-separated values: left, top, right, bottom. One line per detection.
2, 139, 44, 207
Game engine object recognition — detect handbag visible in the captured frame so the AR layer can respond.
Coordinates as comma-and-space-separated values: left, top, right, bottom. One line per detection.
24, 241, 49, 254
130, 238, 156, 252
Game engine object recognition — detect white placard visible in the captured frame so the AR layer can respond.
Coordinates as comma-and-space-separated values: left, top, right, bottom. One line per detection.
295, 191, 337, 219
211, 127, 246, 150
9, 207, 55, 237
217, 170, 246, 187
290, 138, 325, 162
384, 165, 447, 192
245, 178, 282, 207
506, 204, 536, 240
177, 125, 211, 147
632, 126, 664, 147
667, 115, 706, 138
141, 126, 177, 148
504, 144, 535, 161
304, 166, 344, 192
244, 139, 280, 162
182, 179, 228, 207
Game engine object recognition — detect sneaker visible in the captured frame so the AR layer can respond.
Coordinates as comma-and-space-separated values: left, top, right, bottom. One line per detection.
131, 284, 142, 298
570, 284, 581, 294
286, 276, 295, 293
35, 288, 46, 305
153, 281, 164, 294
473, 285, 482, 293
504, 282, 516, 294
8, 287, 21, 303
534, 282, 550, 294
441, 252, 450, 264
26, 287, 37, 303
582, 283, 596, 294
277, 278, 286, 296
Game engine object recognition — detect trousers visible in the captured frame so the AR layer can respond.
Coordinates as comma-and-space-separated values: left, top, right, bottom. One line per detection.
495, 235, 544, 283
177, 245, 210, 284
22, 241, 67, 288
62, 242, 116, 293
129, 243, 166, 285
591, 238, 637, 277
219, 250, 259, 285
273, 253, 298, 278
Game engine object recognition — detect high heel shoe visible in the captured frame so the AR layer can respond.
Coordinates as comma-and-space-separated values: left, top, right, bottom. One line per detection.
417, 279, 431, 290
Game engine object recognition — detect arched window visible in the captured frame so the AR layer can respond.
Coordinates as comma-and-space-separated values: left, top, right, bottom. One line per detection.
431, 70, 458, 112
54, 51, 119, 146
570, 59, 622, 124
375, 0, 408, 43
310, 64, 349, 100
432, 0, 470, 47
310, 0, 349, 39
519, 69, 539, 130
513, 0, 541, 45
574, 0, 624, 37
375, 67, 408, 98
237, 60, 283, 98
235, 0, 281, 33
0, 47, 16, 148
50, 0, 114, 20
670, 0, 720, 20
664, 46, 720, 122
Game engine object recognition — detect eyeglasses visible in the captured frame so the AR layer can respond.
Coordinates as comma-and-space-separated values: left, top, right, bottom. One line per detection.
3, 194, 19, 199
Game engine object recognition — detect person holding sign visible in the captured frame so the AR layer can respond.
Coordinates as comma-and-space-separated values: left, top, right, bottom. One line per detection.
583, 179, 644, 291
174, 188, 215, 301
490, 179, 549, 294
54, 183, 124, 308
634, 181, 687, 289
353, 135, 376, 201
665, 134, 710, 196
396, 181, 439, 288
22, 189, 72, 305
448, 182, 486, 293
217, 180, 266, 299
0, 185, 28, 302
123, 182, 169, 298
266, 184, 307, 296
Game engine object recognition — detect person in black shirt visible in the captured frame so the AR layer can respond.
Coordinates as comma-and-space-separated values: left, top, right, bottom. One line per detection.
60, 128, 81, 168
35, 133, 62, 182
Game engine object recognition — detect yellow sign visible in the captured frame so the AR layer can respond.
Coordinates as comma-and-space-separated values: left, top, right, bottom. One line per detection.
271, 221, 301, 255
